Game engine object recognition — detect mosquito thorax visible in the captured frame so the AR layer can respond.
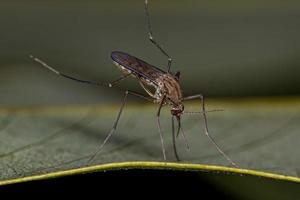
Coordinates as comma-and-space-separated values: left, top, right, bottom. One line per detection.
155, 74, 183, 104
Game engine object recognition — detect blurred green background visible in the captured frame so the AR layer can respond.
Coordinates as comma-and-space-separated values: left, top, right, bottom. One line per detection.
1, 1, 300, 198
1, 0, 300, 106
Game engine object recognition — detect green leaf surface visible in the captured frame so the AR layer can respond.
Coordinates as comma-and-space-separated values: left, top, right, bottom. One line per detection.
0, 98, 300, 185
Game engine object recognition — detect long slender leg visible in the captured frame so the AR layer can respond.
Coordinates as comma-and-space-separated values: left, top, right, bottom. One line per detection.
176, 117, 190, 151
172, 116, 180, 161
184, 109, 224, 115
87, 90, 153, 164
109, 73, 131, 87
144, 0, 172, 72
156, 95, 167, 160
30, 55, 130, 88
183, 94, 238, 167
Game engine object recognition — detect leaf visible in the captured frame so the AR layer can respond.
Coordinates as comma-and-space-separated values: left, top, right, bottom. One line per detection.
0, 98, 300, 186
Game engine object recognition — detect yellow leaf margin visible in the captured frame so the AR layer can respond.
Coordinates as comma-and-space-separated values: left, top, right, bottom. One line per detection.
0, 162, 299, 186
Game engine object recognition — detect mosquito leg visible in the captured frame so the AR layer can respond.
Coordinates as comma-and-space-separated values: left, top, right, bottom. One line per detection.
30, 55, 131, 88
172, 116, 181, 161
183, 94, 238, 167
144, 0, 172, 72
108, 73, 131, 87
176, 117, 190, 151
87, 90, 154, 164
156, 95, 167, 160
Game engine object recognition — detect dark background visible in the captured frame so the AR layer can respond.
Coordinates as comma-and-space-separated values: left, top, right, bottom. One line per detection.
1, 0, 300, 107
2, 169, 300, 199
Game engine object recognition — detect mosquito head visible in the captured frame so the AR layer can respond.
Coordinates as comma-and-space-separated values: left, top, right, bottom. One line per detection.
171, 104, 184, 117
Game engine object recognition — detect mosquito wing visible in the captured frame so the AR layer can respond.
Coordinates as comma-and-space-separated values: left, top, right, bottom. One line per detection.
111, 51, 166, 86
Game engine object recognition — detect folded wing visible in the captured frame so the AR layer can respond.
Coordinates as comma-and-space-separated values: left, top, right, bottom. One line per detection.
111, 51, 166, 86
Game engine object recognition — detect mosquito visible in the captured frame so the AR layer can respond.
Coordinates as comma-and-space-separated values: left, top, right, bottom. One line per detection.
30, 0, 238, 167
